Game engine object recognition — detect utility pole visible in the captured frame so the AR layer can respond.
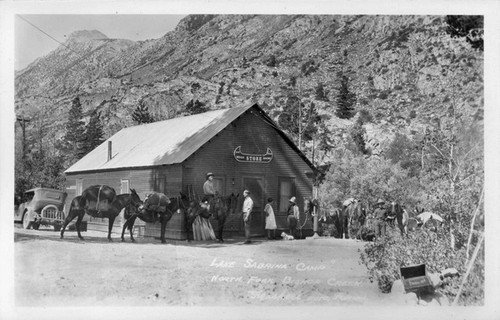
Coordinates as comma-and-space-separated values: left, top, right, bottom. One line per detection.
16, 116, 31, 160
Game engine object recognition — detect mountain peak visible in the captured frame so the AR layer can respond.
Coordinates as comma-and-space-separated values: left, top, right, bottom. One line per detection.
66, 30, 108, 43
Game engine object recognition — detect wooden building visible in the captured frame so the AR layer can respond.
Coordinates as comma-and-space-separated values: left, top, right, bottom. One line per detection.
64, 104, 316, 239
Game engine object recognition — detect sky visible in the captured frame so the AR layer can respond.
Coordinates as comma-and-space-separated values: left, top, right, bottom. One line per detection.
15, 14, 186, 70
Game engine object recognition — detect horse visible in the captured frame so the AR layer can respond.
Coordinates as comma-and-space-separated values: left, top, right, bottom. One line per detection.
121, 192, 190, 243
348, 200, 368, 240
60, 186, 142, 241
304, 199, 341, 238
390, 201, 409, 237
210, 193, 238, 243
339, 198, 365, 239
304, 198, 320, 221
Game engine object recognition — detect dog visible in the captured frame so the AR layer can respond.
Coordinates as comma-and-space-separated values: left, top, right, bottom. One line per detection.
281, 232, 294, 240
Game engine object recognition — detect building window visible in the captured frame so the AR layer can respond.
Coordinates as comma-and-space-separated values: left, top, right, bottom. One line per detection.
154, 175, 167, 194
278, 177, 295, 214
76, 179, 83, 196
120, 179, 130, 194
212, 176, 225, 195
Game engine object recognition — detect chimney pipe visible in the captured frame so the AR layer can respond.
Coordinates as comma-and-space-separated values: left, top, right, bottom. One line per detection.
108, 141, 112, 161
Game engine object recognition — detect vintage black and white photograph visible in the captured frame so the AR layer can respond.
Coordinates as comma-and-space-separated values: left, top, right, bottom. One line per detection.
1, 0, 499, 319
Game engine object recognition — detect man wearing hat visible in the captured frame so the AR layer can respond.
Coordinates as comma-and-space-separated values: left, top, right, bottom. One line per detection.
202, 172, 216, 204
373, 199, 388, 240
287, 196, 300, 238
242, 190, 254, 244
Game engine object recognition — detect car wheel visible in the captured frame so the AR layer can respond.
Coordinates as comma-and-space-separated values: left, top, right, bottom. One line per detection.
22, 211, 33, 229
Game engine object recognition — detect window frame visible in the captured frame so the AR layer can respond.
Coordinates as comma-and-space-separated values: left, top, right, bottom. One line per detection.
278, 176, 296, 215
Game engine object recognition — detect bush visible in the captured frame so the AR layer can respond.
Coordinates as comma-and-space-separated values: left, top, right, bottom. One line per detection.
359, 226, 484, 305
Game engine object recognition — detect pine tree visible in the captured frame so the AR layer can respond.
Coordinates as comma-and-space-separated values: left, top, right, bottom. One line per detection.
185, 99, 209, 115
132, 101, 155, 124
61, 96, 86, 163
335, 75, 357, 119
81, 109, 105, 157
445, 15, 483, 51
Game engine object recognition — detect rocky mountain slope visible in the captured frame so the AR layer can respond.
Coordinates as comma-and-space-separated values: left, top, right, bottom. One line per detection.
15, 15, 483, 164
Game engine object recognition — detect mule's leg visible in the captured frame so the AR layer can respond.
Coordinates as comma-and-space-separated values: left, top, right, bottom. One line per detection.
121, 215, 138, 242
121, 219, 128, 242
128, 216, 139, 243
61, 210, 75, 239
217, 216, 226, 242
160, 215, 167, 244
75, 212, 85, 240
60, 210, 77, 239
107, 216, 116, 241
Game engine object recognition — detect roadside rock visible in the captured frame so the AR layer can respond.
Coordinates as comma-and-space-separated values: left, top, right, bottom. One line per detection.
429, 273, 443, 288
404, 292, 418, 306
390, 279, 405, 294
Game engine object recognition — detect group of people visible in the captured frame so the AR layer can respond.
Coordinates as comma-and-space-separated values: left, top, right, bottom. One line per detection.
194, 172, 301, 244
244, 191, 300, 244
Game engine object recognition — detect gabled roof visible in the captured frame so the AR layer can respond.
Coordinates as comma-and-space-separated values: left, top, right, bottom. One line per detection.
65, 104, 315, 174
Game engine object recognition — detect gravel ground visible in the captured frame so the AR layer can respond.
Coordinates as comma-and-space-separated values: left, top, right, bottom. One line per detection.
14, 225, 392, 307
9, 225, 485, 320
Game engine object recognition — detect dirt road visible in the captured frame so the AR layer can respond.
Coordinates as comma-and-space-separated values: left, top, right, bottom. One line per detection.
14, 226, 391, 307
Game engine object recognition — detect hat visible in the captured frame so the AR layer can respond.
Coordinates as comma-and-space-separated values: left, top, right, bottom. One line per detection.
289, 196, 296, 204
243, 189, 250, 194
206, 172, 214, 178
376, 199, 385, 205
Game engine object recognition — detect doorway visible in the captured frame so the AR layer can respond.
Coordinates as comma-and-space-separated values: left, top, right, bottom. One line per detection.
242, 176, 265, 237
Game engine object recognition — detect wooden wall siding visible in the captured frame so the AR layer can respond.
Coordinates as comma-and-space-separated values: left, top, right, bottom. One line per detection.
182, 107, 313, 234
65, 165, 183, 232
65, 165, 183, 200
144, 211, 186, 240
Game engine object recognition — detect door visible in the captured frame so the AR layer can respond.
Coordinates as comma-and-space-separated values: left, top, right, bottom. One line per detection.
242, 176, 265, 237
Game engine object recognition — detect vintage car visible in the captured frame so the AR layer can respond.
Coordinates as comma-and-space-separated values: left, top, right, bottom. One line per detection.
14, 188, 68, 231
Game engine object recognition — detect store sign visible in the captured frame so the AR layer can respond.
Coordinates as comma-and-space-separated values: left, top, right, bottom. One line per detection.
233, 146, 273, 163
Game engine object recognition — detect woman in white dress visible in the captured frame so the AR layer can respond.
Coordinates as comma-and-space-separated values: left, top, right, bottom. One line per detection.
264, 198, 277, 240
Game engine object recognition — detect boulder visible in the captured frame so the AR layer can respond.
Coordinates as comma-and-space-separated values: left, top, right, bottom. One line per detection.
390, 279, 405, 294
404, 292, 418, 305
441, 268, 459, 278
429, 299, 441, 307
429, 273, 443, 288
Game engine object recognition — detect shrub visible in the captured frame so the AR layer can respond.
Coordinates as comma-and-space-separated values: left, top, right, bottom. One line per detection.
359, 225, 484, 305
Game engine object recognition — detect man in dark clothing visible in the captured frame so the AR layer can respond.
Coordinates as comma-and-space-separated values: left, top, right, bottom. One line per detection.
373, 199, 388, 240
287, 197, 299, 238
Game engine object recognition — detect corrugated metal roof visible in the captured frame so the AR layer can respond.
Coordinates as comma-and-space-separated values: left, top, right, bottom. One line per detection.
65, 105, 253, 173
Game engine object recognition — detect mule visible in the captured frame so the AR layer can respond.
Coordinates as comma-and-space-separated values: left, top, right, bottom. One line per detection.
121, 192, 190, 243
340, 199, 365, 239
304, 199, 341, 238
210, 193, 238, 243
390, 201, 409, 237
60, 186, 142, 241
348, 200, 368, 240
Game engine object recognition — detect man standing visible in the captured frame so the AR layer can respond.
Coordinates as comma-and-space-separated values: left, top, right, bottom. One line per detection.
242, 190, 254, 244
287, 196, 300, 238
373, 199, 387, 240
